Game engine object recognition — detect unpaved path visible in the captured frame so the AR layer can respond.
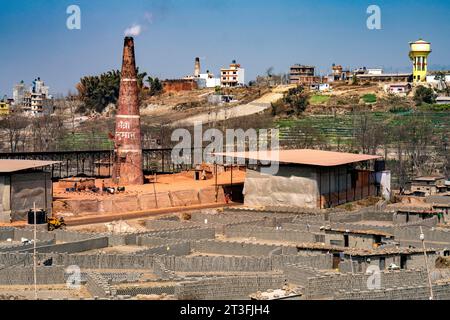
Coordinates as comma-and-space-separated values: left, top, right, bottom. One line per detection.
172, 85, 294, 126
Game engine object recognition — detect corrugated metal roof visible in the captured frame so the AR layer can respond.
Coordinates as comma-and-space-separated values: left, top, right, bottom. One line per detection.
214, 149, 381, 167
0, 160, 60, 173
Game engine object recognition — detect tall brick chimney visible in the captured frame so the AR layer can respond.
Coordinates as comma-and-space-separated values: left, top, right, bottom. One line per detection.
112, 36, 144, 185
194, 57, 201, 77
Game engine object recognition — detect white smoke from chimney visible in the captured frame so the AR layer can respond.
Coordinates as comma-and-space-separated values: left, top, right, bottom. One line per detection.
124, 24, 142, 37
144, 12, 153, 23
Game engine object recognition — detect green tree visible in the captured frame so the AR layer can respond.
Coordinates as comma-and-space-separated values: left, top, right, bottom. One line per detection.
77, 69, 147, 114
283, 86, 309, 116
146, 76, 163, 96
413, 85, 436, 106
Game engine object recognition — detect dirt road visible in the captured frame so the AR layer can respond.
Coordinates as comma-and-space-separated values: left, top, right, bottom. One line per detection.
172, 85, 293, 126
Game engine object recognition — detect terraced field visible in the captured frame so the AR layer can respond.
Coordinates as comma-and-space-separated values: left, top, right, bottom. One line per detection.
59, 132, 114, 151
277, 111, 450, 147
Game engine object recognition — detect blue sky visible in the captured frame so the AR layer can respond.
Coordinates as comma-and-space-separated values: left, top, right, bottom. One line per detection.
1, 0, 450, 96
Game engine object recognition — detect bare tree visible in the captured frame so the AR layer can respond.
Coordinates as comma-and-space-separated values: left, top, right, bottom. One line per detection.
0, 113, 30, 152
29, 114, 66, 151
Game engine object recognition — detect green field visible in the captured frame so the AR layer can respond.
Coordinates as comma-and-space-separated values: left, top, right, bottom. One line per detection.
59, 132, 114, 151
309, 94, 330, 105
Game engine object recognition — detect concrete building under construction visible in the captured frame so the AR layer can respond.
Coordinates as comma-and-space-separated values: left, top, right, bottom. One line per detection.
112, 37, 144, 186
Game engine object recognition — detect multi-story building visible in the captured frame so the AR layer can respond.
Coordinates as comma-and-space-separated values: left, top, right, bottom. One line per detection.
329, 64, 352, 82
17, 78, 53, 116
12, 80, 27, 106
220, 60, 245, 87
0, 98, 10, 116
289, 64, 319, 85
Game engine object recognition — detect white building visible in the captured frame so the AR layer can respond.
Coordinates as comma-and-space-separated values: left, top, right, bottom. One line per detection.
367, 68, 383, 75
220, 60, 245, 87
436, 97, 450, 105
310, 83, 331, 92
12, 81, 27, 106
384, 83, 412, 96
199, 73, 221, 88
426, 74, 450, 84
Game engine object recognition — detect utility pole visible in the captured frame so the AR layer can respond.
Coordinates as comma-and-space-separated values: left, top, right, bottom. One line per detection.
33, 202, 37, 300
420, 226, 434, 300
230, 164, 233, 199
350, 254, 354, 274
214, 162, 218, 203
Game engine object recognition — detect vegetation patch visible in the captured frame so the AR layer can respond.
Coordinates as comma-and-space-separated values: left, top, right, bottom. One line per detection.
361, 93, 377, 104
271, 86, 309, 117
418, 103, 450, 112
309, 94, 330, 105
413, 85, 437, 106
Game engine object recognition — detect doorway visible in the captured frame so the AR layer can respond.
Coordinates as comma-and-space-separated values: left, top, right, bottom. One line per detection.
344, 234, 349, 247
379, 257, 385, 270
332, 254, 341, 269
400, 255, 407, 269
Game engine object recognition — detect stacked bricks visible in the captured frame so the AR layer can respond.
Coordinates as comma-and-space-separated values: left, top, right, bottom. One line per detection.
114, 285, 176, 297
137, 236, 190, 247
85, 272, 115, 298
191, 240, 284, 256
281, 264, 327, 287
1, 239, 55, 253
271, 254, 334, 270
21, 237, 109, 254
0, 266, 65, 285
175, 273, 286, 300
136, 241, 191, 256
335, 283, 450, 300
153, 257, 176, 279
160, 255, 273, 273
224, 225, 318, 243
159, 254, 332, 273
139, 226, 216, 241
304, 268, 428, 299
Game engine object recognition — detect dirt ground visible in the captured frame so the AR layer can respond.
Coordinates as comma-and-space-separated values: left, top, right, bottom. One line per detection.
0, 284, 91, 300
53, 170, 246, 201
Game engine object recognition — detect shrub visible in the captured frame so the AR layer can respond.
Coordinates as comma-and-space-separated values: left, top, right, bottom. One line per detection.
413, 85, 436, 106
